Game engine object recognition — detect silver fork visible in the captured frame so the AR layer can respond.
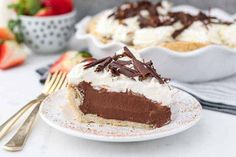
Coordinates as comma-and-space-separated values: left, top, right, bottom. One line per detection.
0, 71, 67, 151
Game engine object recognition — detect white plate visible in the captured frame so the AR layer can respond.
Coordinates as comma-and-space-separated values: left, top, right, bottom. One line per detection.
70, 5, 236, 83
40, 88, 202, 142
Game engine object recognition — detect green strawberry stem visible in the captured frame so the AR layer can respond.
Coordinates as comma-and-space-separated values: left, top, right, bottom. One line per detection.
8, 0, 41, 16
8, 19, 24, 43
79, 51, 92, 58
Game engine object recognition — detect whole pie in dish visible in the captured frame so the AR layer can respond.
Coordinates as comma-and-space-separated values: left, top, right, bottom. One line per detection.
67, 47, 172, 128
86, 0, 235, 52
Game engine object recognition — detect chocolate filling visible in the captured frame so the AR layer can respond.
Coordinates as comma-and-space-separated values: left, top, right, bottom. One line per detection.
77, 81, 171, 128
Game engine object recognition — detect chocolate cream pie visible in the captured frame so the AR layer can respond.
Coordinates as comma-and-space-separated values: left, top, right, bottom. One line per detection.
67, 47, 172, 128
87, 1, 235, 52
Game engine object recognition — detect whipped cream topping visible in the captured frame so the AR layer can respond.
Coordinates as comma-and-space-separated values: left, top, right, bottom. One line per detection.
95, 10, 119, 39
176, 22, 229, 44
68, 48, 172, 106
68, 62, 172, 106
208, 24, 227, 44
176, 21, 209, 43
133, 26, 174, 47
157, 0, 172, 15
220, 23, 236, 47
96, 10, 139, 44
95, 1, 173, 44
92, 1, 236, 48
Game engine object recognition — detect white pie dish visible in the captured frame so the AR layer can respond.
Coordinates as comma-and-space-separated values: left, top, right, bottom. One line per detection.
70, 5, 236, 83
40, 88, 201, 142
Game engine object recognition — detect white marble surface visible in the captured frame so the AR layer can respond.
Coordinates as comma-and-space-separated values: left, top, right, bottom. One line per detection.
0, 54, 236, 157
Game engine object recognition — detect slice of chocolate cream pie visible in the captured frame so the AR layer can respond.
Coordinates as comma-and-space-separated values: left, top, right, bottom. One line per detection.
67, 47, 172, 128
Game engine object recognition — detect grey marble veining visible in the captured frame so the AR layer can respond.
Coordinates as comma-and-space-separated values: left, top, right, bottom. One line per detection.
74, 0, 236, 20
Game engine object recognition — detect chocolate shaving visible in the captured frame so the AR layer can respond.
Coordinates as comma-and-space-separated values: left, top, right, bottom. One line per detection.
145, 61, 153, 66
123, 46, 136, 59
84, 47, 168, 84
124, 47, 153, 78
113, 54, 125, 60
84, 57, 108, 69
110, 70, 119, 76
163, 77, 171, 82
172, 25, 190, 38
170, 11, 233, 38
132, 60, 150, 78
146, 65, 165, 84
95, 57, 112, 72
116, 60, 132, 66
109, 1, 232, 38
109, 62, 137, 79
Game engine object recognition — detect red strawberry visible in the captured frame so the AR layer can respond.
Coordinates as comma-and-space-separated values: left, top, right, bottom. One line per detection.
50, 51, 90, 73
42, 0, 73, 15
50, 52, 71, 73
0, 28, 15, 40
35, 8, 56, 16
0, 41, 28, 70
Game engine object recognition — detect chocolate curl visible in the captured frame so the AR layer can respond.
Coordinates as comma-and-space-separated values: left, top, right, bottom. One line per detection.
145, 60, 166, 84
124, 47, 166, 84
139, 15, 161, 28
124, 46, 149, 78
116, 60, 132, 66
162, 18, 178, 26
172, 25, 191, 39
95, 57, 112, 72
83, 46, 169, 84
145, 60, 153, 66
110, 1, 232, 37
123, 46, 136, 59
113, 54, 125, 60
109, 67, 120, 76
146, 65, 165, 84
109, 62, 139, 78
170, 11, 232, 38
84, 57, 108, 69
132, 59, 150, 78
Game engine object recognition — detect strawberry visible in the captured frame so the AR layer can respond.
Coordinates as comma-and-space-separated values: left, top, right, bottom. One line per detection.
0, 41, 28, 70
0, 28, 15, 40
49, 51, 92, 73
42, 0, 73, 15
35, 8, 56, 16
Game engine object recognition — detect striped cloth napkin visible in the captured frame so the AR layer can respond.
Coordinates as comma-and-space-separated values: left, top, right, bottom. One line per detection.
171, 75, 236, 115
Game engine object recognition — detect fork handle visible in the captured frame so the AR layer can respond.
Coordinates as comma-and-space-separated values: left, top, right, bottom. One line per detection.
0, 99, 38, 140
0, 94, 46, 140
4, 103, 41, 152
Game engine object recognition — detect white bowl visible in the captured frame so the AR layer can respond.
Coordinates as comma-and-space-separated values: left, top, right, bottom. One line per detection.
20, 10, 77, 54
71, 6, 236, 83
